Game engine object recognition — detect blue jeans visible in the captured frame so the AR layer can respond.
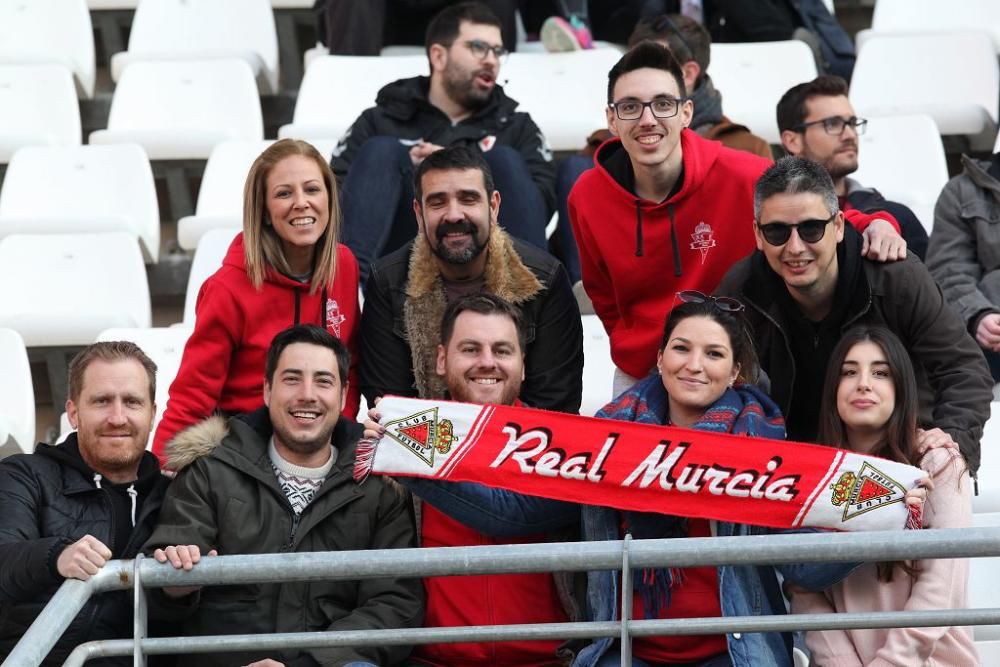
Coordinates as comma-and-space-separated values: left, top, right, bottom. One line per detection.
593, 644, 732, 667
985, 346, 1000, 383
340, 136, 549, 283
552, 153, 592, 285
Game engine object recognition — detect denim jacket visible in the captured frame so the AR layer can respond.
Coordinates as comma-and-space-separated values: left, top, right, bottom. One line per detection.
402, 477, 855, 667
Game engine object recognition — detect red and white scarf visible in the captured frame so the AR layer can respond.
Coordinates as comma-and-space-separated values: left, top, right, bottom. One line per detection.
355, 396, 924, 531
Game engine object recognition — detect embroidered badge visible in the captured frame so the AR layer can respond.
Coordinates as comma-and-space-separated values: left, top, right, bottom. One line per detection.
689, 222, 717, 263
383, 408, 457, 467
325, 299, 346, 338
830, 462, 906, 522
479, 135, 497, 152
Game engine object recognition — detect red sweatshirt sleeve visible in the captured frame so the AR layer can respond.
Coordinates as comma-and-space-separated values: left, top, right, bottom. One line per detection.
151, 277, 242, 464
843, 208, 900, 234
336, 247, 361, 419
568, 190, 619, 337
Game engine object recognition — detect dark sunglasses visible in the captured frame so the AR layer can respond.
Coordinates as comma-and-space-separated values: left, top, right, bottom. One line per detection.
756, 212, 837, 246
676, 290, 745, 312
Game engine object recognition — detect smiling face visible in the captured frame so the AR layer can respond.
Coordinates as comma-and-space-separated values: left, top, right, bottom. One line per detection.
436, 311, 524, 406
67, 359, 155, 482
435, 21, 502, 111
607, 67, 692, 174
783, 94, 860, 182
414, 166, 499, 275
755, 191, 845, 309
657, 315, 739, 428
835, 340, 896, 453
265, 154, 330, 275
264, 342, 345, 464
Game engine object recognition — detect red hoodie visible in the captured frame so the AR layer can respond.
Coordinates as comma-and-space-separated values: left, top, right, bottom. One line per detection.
568, 131, 897, 378
152, 234, 360, 462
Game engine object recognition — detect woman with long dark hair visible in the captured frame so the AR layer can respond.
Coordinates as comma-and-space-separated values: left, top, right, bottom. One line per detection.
793, 326, 977, 666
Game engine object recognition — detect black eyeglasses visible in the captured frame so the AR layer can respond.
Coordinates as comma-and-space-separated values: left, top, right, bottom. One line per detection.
463, 39, 509, 60
793, 115, 868, 136
609, 96, 686, 120
756, 212, 838, 246
676, 290, 745, 313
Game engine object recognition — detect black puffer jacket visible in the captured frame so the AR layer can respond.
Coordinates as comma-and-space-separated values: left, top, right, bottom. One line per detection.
0, 436, 167, 665
330, 75, 556, 214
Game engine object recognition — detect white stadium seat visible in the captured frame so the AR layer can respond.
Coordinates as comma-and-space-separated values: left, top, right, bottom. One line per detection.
90, 59, 264, 161
501, 48, 623, 151
865, 0, 1000, 53
182, 227, 240, 325
0, 0, 96, 98
708, 40, 819, 144
0, 64, 81, 163
970, 511, 1000, 640
0, 144, 160, 262
851, 114, 948, 235
96, 326, 193, 450
0, 328, 35, 458
974, 402, 1000, 514
177, 140, 273, 251
0, 233, 150, 347
279, 54, 428, 143
111, 0, 280, 94
580, 314, 614, 417
850, 32, 998, 149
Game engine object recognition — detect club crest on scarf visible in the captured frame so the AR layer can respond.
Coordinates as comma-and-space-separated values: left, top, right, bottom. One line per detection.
829, 461, 907, 522
383, 407, 457, 467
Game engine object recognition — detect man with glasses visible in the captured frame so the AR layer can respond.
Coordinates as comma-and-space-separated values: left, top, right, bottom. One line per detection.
718, 157, 992, 475
332, 1, 555, 283
777, 75, 928, 260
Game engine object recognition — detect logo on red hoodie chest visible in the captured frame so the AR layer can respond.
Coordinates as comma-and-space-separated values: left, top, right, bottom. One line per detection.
325, 299, 346, 338
690, 222, 717, 263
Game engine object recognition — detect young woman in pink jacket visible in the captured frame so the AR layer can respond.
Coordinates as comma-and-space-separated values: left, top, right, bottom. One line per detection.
793, 326, 978, 667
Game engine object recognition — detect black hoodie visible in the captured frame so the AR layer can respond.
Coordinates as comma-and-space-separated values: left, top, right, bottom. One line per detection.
0, 434, 168, 665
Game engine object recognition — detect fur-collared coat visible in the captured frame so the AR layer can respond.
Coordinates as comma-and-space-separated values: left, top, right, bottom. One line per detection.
144, 409, 424, 667
359, 228, 584, 413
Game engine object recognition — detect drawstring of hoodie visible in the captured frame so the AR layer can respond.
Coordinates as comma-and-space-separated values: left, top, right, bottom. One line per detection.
93, 473, 138, 526
633, 201, 683, 277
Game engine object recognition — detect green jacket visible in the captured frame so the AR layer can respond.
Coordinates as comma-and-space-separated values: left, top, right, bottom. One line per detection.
144, 409, 423, 666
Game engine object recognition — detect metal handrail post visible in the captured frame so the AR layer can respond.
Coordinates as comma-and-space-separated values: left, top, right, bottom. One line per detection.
132, 554, 146, 667
620, 533, 632, 665
2, 565, 126, 667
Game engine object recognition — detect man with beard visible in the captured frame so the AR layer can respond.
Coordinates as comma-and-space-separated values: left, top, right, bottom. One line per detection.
0, 342, 169, 665
359, 144, 583, 414
331, 1, 556, 283
144, 325, 423, 667
367, 293, 577, 666
777, 75, 928, 259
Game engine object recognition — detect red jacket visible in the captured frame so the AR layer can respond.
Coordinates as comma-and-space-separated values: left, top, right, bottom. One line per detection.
152, 234, 360, 461
568, 131, 898, 378
417, 503, 568, 667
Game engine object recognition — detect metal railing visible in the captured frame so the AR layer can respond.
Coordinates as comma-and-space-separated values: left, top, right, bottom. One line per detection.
4, 527, 999, 667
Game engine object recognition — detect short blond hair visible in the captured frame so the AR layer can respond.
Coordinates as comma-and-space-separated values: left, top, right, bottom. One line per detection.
242, 139, 341, 293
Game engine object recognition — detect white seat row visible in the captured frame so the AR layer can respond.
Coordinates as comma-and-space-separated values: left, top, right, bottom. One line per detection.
973, 402, 1000, 515
0, 328, 34, 458
859, 0, 1000, 54
0, 64, 80, 164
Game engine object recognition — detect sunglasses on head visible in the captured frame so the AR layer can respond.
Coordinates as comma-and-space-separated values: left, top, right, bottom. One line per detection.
676, 290, 745, 312
756, 212, 837, 246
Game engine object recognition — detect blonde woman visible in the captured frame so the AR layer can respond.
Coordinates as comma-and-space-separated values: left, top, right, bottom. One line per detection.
153, 139, 360, 462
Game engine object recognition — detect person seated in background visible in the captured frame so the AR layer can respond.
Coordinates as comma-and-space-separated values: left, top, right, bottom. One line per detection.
147, 325, 423, 667
377, 293, 576, 666
369, 296, 862, 667
926, 151, 1000, 383
718, 156, 993, 474
0, 342, 168, 666
777, 75, 927, 260
568, 43, 903, 398
360, 145, 583, 414
792, 326, 978, 666
552, 13, 772, 285
152, 139, 360, 463
331, 1, 556, 283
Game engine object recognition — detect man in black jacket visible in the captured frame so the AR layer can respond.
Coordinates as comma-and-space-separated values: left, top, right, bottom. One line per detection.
332, 1, 555, 282
0, 341, 169, 665
361, 145, 583, 414
776, 75, 929, 260
718, 157, 993, 475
